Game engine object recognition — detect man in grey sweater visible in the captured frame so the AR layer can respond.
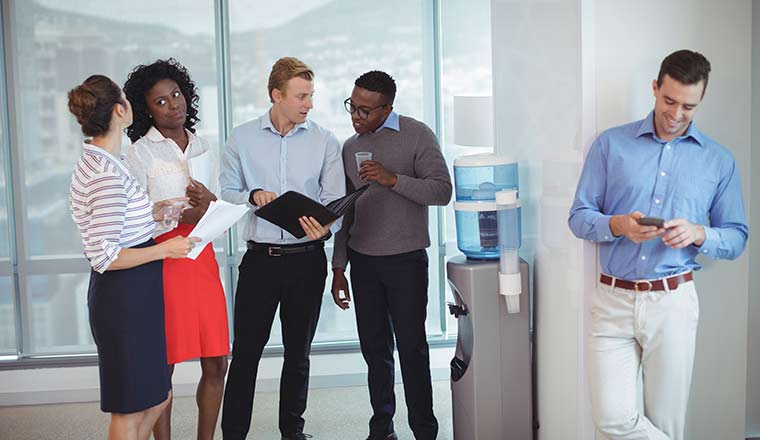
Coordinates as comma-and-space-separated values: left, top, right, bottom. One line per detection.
331, 71, 452, 440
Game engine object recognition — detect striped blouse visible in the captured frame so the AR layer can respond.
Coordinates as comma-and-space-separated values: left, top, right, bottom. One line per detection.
69, 142, 156, 273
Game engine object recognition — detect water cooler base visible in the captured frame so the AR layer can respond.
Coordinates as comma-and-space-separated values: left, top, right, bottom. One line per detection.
447, 256, 533, 440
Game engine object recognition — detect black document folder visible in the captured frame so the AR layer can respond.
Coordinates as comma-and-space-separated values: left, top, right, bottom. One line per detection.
254, 185, 369, 239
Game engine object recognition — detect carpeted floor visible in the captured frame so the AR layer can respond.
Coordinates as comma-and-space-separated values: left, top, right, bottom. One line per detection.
0, 380, 452, 439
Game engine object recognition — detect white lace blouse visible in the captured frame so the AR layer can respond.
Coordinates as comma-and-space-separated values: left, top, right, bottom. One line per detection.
124, 126, 219, 204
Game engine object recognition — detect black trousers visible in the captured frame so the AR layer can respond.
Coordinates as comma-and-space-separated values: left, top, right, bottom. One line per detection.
221, 247, 327, 439
349, 248, 439, 440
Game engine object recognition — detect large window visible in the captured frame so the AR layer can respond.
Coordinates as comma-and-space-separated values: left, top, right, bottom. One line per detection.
228, 0, 442, 344
440, 0, 493, 334
0, 0, 492, 363
5, 0, 220, 356
0, 278, 14, 354
0, 15, 15, 354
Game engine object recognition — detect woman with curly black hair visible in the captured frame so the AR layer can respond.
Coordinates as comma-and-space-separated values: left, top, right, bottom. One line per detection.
124, 59, 229, 440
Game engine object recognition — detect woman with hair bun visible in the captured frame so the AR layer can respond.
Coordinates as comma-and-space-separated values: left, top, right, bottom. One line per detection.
68, 74, 199, 440
124, 59, 229, 440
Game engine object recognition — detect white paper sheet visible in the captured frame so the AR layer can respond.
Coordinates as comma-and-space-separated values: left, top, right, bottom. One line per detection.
186, 200, 249, 260
188, 151, 213, 188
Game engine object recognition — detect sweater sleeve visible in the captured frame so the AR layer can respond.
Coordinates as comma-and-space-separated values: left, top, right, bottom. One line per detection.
391, 125, 452, 206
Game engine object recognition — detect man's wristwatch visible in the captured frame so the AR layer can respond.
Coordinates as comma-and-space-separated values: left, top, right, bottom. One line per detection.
248, 188, 263, 206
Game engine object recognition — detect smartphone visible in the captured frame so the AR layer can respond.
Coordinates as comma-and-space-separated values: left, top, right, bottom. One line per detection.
637, 216, 665, 228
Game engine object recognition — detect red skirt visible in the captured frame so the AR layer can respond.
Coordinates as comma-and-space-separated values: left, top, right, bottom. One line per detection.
155, 223, 230, 364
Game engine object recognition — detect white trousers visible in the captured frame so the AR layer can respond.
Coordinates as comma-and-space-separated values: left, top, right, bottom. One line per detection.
588, 276, 699, 440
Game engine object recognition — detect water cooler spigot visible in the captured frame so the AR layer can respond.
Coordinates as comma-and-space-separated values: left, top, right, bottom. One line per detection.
447, 302, 469, 318
496, 189, 521, 314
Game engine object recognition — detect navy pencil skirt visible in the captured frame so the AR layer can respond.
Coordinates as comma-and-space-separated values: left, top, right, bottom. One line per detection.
87, 239, 171, 413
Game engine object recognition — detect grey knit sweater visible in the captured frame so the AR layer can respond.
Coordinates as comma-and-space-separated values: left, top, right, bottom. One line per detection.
332, 115, 452, 269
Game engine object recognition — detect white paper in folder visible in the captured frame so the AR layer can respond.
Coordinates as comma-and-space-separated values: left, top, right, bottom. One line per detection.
187, 200, 249, 259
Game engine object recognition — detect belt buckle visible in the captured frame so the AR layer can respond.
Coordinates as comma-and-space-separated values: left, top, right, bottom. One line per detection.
268, 246, 282, 257
634, 280, 652, 292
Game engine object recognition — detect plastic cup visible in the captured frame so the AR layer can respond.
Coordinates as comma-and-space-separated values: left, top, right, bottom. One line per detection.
161, 201, 184, 230
355, 152, 372, 172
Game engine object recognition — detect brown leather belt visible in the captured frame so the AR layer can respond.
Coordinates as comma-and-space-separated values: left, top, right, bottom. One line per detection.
600, 272, 693, 292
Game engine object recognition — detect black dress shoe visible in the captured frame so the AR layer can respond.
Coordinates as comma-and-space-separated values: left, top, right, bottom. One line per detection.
365, 432, 398, 440
282, 433, 313, 440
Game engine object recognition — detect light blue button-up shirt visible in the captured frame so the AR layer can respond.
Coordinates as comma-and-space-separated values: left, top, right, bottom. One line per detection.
219, 110, 346, 244
374, 111, 400, 133
568, 111, 748, 280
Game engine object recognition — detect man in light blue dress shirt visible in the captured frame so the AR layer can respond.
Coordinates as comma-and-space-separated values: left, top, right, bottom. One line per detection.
569, 50, 748, 440
219, 57, 345, 440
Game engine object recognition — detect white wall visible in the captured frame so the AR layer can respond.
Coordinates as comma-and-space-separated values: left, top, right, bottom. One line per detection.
492, 1, 753, 439
491, 1, 594, 439
594, 2, 751, 439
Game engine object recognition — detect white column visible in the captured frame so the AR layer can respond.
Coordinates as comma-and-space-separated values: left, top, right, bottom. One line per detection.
490, 1, 594, 439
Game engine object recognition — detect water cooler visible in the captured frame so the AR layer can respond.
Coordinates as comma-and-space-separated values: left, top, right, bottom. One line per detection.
447, 152, 535, 440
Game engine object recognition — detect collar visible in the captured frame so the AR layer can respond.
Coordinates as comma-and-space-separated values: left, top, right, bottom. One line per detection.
82, 141, 130, 174
635, 110, 705, 147
261, 109, 310, 135
83, 141, 118, 159
144, 125, 196, 145
374, 111, 400, 133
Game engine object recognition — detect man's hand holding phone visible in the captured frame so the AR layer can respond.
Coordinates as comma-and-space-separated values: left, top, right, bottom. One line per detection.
612, 213, 705, 249
610, 211, 666, 243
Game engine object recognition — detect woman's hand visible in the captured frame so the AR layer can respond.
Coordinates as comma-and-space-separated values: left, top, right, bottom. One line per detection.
160, 236, 201, 259
186, 178, 217, 208
152, 197, 189, 221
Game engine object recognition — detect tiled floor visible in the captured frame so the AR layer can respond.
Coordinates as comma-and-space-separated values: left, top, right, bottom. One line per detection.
0, 380, 453, 439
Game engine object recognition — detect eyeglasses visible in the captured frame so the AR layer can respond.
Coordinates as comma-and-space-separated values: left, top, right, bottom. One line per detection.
343, 98, 389, 120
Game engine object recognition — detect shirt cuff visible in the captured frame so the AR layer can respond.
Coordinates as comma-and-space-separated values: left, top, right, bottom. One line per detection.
248, 188, 263, 207
391, 174, 400, 190
92, 241, 121, 274
695, 226, 718, 258
594, 215, 618, 242
332, 255, 347, 270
